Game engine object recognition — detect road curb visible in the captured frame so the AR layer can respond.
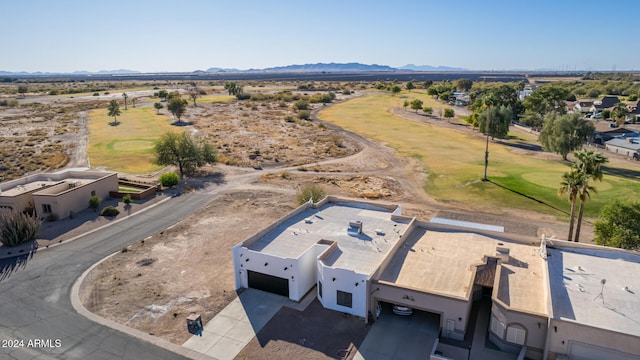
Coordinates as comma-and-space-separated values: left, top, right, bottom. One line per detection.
71, 244, 215, 360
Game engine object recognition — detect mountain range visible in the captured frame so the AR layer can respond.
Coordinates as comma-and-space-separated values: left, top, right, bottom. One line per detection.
1, 63, 470, 76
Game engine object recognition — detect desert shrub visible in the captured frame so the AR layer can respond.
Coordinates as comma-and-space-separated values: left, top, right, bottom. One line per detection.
159, 172, 180, 187
342, 89, 351, 95
284, 115, 295, 123
298, 110, 311, 120
89, 195, 102, 212
122, 194, 132, 205
296, 184, 326, 205
236, 93, 250, 100
293, 99, 309, 111
100, 206, 120, 217
0, 212, 41, 247
93, 92, 100, 96
48, 89, 59, 95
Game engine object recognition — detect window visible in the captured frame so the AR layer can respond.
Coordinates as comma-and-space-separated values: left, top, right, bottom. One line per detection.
336, 290, 352, 308
318, 281, 323, 298
506, 326, 526, 345
91, 190, 96, 196
42, 204, 52, 213
490, 315, 505, 338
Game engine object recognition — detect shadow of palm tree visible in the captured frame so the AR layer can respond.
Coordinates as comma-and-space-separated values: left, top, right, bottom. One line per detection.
0, 242, 37, 282
487, 179, 569, 216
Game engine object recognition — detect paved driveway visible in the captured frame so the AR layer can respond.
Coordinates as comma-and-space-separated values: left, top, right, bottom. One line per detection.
354, 305, 440, 360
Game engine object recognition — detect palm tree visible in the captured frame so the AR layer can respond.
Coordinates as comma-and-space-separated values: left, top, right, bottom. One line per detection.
107, 100, 121, 125
573, 149, 608, 242
122, 92, 128, 110
558, 170, 586, 242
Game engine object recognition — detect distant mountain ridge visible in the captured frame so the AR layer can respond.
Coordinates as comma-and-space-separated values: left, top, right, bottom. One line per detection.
400, 64, 468, 72
1, 63, 471, 75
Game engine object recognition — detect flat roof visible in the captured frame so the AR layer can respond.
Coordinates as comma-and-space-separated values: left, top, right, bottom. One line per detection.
247, 202, 411, 275
378, 227, 545, 313
547, 247, 640, 336
0, 170, 113, 197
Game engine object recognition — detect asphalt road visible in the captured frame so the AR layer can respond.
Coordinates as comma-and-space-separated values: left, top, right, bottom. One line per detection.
0, 189, 217, 360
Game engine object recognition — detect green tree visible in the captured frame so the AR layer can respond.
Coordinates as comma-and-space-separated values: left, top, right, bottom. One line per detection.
224, 82, 243, 96
154, 132, 217, 176
107, 100, 121, 125
454, 79, 473, 92
477, 105, 512, 139
0, 212, 41, 247
611, 102, 629, 126
130, 97, 137, 108
572, 149, 608, 242
17, 85, 28, 98
403, 100, 409, 111
422, 106, 433, 116
594, 199, 640, 249
443, 108, 455, 122
406, 81, 415, 92
523, 85, 570, 127
538, 112, 594, 160
122, 194, 132, 205
188, 83, 200, 107
410, 99, 423, 113
167, 97, 189, 123
159, 172, 180, 187
422, 80, 433, 89
89, 195, 102, 212
158, 89, 169, 102
390, 85, 402, 95
154, 102, 164, 114
122, 92, 128, 110
558, 170, 587, 242
296, 184, 326, 205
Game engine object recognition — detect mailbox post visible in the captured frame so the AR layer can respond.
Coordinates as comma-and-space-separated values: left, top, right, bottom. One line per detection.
186, 313, 203, 336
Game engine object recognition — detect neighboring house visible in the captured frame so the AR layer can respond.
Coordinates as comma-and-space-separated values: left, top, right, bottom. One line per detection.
590, 95, 620, 114
0, 169, 118, 219
626, 100, 640, 121
518, 86, 534, 101
593, 127, 637, 144
605, 137, 640, 159
233, 197, 640, 360
573, 100, 594, 113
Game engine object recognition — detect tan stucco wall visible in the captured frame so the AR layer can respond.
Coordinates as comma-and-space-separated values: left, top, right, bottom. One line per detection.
491, 301, 547, 358
34, 173, 118, 219
372, 281, 471, 339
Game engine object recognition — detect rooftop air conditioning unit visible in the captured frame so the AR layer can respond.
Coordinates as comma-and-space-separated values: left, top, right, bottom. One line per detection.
348, 220, 363, 234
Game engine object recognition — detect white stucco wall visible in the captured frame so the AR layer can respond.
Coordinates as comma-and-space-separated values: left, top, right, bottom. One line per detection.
317, 264, 368, 317
233, 242, 330, 302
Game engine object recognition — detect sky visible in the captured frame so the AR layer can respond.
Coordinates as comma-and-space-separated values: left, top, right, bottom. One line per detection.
3, 0, 638, 73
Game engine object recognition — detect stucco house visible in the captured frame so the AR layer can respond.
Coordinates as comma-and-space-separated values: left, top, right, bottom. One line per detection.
233, 197, 640, 360
605, 137, 640, 159
590, 96, 620, 114
0, 169, 118, 220
573, 100, 594, 113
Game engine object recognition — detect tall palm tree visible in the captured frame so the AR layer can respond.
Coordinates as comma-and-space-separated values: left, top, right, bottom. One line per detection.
573, 149, 608, 242
559, 170, 586, 242
122, 92, 128, 110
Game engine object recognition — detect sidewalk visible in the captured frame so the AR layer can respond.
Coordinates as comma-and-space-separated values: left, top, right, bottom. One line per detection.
183, 289, 315, 360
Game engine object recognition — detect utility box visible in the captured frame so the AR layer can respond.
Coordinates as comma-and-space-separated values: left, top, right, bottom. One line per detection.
186, 313, 203, 336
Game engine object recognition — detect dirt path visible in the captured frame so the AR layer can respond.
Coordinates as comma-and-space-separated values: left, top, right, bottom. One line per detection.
78, 92, 579, 356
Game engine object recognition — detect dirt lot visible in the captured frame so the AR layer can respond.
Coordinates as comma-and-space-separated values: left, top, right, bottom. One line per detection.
3, 82, 584, 359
